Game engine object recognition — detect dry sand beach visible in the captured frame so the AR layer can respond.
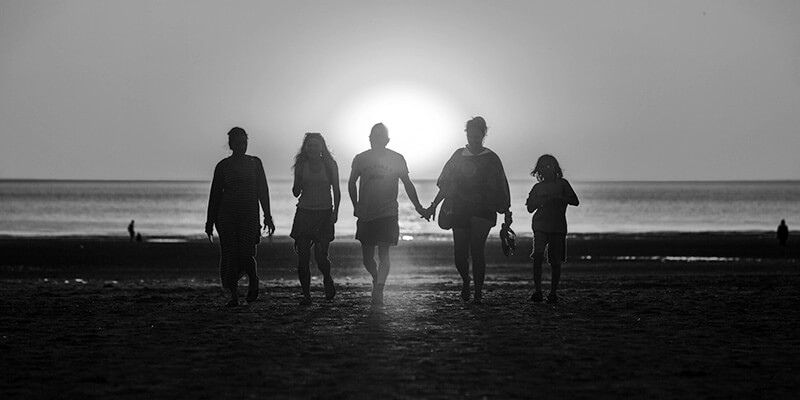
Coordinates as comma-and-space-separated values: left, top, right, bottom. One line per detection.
1, 233, 799, 399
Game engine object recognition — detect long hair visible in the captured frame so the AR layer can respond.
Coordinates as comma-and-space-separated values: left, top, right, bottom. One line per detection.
530, 154, 563, 182
293, 132, 335, 181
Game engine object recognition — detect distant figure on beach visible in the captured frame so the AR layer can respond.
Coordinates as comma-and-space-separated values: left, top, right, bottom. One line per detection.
424, 116, 512, 304
127, 220, 135, 241
205, 127, 275, 307
777, 219, 789, 247
349, 123, 427, 305
136, 232, 142, 242
526, 154, 579, 304
291, 133, 340, 305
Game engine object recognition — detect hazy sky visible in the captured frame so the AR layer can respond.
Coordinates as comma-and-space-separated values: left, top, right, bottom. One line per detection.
2, 0, 799, 181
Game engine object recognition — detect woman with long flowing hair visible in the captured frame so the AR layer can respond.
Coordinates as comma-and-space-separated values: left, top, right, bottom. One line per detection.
291, 132, 340, 305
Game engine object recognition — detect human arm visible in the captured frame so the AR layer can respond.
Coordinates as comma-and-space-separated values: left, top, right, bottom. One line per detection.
400, 173, 428, 220
331, 160, 341, 223
205, 162, 224, 240
423, 189, 446, 220
348, 163, 359, 217
495, 153, 513, 226
526, 186, 541, 213
425, 150, 460, 220
255, 158, 275, 236
562, 179, 580, 207
292, 162, 303, 198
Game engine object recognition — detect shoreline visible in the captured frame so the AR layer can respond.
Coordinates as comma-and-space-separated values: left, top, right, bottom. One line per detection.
1, 232, 796, 281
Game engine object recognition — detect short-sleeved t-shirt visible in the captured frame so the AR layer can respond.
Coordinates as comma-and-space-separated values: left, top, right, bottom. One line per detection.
351, 148, 409, 221
527, 178, 577, 233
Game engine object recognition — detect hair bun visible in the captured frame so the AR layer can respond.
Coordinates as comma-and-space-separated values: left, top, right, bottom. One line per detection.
227, 127, 247, 137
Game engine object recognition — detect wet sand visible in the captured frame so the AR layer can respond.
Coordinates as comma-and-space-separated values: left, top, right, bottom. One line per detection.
1, 233, 799, 399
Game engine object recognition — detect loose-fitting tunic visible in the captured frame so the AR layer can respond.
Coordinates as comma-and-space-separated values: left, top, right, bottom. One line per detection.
436, 147, 510, 227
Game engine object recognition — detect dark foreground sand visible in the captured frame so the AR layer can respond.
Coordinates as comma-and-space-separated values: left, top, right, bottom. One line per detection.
1, 233, 798, 399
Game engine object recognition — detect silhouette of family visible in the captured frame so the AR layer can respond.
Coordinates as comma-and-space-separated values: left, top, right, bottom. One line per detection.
205, 119, 580, 307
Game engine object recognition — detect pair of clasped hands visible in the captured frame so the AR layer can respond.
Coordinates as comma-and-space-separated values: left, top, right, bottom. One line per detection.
417, 204, 435, 222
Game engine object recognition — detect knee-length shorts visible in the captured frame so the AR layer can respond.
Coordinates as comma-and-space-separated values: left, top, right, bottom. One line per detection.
531, 231, 567, 263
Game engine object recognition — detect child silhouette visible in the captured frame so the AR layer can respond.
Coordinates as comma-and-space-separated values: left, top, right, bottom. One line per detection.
526, 154, 579, 304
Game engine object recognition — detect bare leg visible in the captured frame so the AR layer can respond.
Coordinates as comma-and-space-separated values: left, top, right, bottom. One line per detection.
550, 262, 561, 295
368, 245, 390, 305
376, 245, 391, 285
531, 252, 544, 302
453, 228, 471, 301
296, 238, 312, 303
218, 227, 239, 306
245, 253, 259, 302
314, 240, 332, 279
361, 244, 378, 282
469, 217, 492, 302
228, 286, 238, 305
315, 240, 335, 300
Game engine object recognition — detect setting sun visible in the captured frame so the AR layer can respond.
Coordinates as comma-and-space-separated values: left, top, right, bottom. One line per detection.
333, 82, 466, 177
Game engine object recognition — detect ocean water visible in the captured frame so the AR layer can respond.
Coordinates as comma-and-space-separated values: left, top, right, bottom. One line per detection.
0, 180, 798, 238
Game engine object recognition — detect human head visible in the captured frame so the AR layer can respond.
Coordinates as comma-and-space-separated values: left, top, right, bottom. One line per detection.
465, 116, 488, 147
294, 132, 333, 169
531, 154, 563, 182
227, 127, 248, 155
369, 123, 390, 149
302, 132, 328, 156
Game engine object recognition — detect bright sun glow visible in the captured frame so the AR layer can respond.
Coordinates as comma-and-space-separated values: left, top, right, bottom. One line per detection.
334, 83, 466, 177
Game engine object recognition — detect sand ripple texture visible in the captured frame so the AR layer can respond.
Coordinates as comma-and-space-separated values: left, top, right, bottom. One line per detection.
2, 272, 799, 399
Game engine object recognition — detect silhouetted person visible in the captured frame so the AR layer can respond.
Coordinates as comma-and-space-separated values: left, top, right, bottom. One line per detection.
136, 232, 142, 242
206, 127, 275, 307
291, 133, 340, 305
777, 219, 789, 247
526, 154, 579, 304
127, 220, 135, 241
348, 123, 427, 305
425, 117, 512, 304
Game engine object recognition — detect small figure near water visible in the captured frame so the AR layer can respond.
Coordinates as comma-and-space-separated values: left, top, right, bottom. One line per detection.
526, 154, 579, 304
777, 219, 789, 247
127, 220, 135, 241
136, 232, 142, 242
425, 116, 512, 304
349, 123, 427, 305
206, 127, 275, 307
291, 133, 340, 305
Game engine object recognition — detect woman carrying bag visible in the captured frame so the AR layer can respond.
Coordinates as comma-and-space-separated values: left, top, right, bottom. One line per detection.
425, 116, 512, 304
